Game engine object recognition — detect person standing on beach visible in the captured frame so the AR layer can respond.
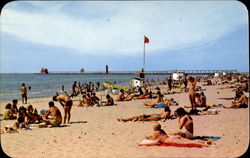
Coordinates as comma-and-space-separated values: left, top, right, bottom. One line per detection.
167, 77, 173, 91
53, 94, 73, 124
72, 81, 78, 97
187, 76, 197, 110
183, 74, 188, 92
20, 83, 27, 104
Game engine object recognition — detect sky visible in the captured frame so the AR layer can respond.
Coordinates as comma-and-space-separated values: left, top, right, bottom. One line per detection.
0, 1, 249, 73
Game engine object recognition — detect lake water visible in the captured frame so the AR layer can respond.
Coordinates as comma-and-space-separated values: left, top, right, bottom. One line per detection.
0, 73, 169, 101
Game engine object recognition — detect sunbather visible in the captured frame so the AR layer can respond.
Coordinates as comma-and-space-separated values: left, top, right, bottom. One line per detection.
140, 122, 212, 147
144, 91, 164, 107
117, 106, 172, 122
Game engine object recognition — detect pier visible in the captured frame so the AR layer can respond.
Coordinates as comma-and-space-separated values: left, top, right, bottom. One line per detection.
35, 70, 238, 75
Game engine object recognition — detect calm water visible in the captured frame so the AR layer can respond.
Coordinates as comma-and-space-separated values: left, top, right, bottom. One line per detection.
0, 73, 168, 101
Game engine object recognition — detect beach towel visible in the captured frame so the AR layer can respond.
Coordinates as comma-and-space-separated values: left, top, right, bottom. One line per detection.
138, 139, 203, 148
154, 104, 165, 108
191, 136, 221, 141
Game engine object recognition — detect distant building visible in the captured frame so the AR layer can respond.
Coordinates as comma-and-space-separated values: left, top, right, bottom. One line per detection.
130, 78, 144, 88
40, 68, 48, 74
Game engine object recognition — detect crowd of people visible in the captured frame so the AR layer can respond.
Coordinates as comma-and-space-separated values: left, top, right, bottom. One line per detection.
1, 73, 249, 148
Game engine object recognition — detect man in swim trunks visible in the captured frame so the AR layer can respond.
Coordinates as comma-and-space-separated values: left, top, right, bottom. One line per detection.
42, 101, 62, 127
53, 94, 73, 124
20, 83, 27, 104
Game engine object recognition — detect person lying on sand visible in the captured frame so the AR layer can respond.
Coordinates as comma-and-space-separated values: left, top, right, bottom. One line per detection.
144, 91, 164, 107
42, 101, 62, 127
140, 122, 212, 147
169, 107, 194, 139
117, 106, 172, 122
223, 91, 248, 108
53, 94, 73, 124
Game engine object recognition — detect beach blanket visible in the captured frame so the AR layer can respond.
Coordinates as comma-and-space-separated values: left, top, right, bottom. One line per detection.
154, 104, 165, 108
138, 139, 203, 148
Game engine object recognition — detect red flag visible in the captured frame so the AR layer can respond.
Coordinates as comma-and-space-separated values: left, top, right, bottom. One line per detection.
144, 36, 149, 43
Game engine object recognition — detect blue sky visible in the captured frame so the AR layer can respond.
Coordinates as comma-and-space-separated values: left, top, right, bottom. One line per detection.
0, 1, 249, 73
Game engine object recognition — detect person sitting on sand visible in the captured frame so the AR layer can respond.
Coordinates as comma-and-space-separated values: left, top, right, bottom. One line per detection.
11, 99, 19, 114
91, 93, 100, 105
102, 94, 114, 106
78, 95, 88, 107
26, 105, 42, 124
115, 89, 125, 101
169, 107, 194, 139
53, 94, 73, 124
3, 103, 17, 120
223, 91, 248, 108
42, 101, 62, 127
117, 106, 172, 122
195, 92, 207, 107
140, 122, 212, 147
144, 91, 164, 107
11, 106, 28, 129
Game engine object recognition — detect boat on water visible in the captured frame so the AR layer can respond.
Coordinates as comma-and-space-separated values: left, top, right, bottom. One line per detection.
103, 81, 130, 92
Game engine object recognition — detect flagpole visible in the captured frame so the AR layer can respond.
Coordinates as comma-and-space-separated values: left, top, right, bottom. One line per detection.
143, 40, 145, 72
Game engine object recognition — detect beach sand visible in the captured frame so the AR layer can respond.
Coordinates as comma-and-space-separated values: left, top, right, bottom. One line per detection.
0, 83, 249, 158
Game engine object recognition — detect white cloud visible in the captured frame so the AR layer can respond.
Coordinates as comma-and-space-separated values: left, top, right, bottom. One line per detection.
1, 1, 248, 55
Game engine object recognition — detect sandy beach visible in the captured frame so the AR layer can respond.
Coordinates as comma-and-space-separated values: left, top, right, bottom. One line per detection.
0, 81, 249, 158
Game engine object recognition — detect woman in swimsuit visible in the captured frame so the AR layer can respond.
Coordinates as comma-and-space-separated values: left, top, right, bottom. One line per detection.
141, 122, 211, 147
170, 107, 194, 139
188, 76, 197, 110
117, 106, 172, 122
